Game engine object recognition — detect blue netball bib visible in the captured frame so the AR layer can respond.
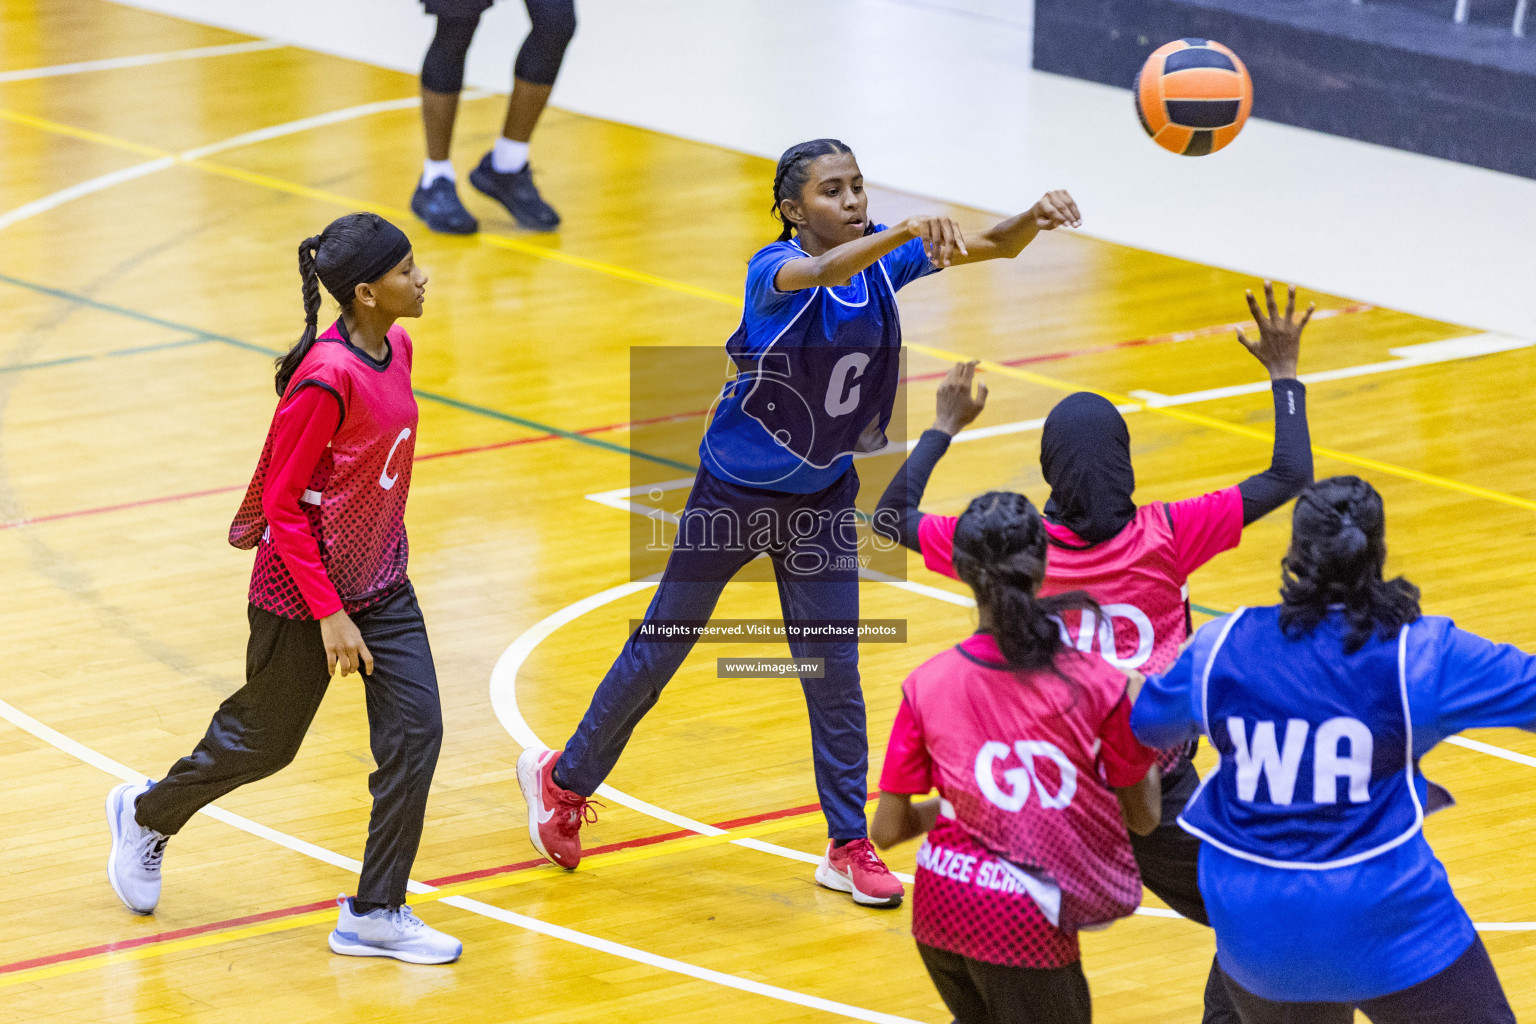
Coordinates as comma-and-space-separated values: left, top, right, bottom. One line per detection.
1179, 606, 1424, 868
700, 227, 937, 493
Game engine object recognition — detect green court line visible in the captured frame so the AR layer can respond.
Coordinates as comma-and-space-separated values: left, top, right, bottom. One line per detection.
1192, 603, 1224, 617
0, 353, 91, 373
0, 270, 694, 473
0, 336, 210, 373
0, 273, 1255, 595
108, 337, 211, 357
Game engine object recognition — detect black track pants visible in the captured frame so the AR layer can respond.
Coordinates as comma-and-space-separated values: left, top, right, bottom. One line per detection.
135, 583, 443, 907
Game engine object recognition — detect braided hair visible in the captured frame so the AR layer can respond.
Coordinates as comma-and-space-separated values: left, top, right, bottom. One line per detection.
951, 491, 1099, 675
1279, 475, 1421, 653
273, 213, 389, 396
771, 138, 853, 242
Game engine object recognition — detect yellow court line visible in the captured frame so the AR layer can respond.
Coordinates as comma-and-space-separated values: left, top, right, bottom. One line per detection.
0, 107, 738, 307
3, 106, 1534, 514
0, 809, 826, 990
905, 343, 1536, 513
0, 107, 168, 159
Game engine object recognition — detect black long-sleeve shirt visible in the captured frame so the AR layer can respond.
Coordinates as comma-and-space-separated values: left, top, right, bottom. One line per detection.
875, 379, 1312, 551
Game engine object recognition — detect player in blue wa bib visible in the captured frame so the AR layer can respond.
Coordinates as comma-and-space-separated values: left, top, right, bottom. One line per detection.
1133, 476, 1530, 1022
520, 139, 1083, 902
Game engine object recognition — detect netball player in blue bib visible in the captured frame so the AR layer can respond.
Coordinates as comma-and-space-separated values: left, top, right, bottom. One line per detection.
518, 138, 1081, 907
1133, 475, 1531, 1022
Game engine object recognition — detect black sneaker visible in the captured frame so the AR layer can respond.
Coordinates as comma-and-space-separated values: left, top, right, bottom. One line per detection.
468, 153, 561, 231
410, 178, 478, 235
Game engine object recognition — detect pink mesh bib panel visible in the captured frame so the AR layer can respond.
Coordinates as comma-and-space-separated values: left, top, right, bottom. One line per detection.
903, 638, 1143, 940
231, 322, 418, 618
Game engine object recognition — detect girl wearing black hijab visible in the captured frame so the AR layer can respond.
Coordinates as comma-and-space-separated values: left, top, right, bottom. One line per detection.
876, 282, 1314, 1023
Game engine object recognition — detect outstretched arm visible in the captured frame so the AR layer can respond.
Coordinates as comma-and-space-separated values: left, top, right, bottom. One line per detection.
1235, 282, 1314, 525
947, 190, 1081, 266
773, 220, 936, 291
874, 361, 989, 550
777, 191, 1080, 289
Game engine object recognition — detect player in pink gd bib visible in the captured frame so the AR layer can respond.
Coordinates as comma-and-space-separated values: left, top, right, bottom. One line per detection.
876, 282, 1315, 1022
872, 490, 1161, 1023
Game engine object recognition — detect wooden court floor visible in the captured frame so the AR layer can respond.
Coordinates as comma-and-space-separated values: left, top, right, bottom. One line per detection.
4, 1, 1536, 1021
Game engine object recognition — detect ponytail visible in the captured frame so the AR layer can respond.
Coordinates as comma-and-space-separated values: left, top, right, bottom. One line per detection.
1278, 475, 1421, 653
271, 213, 413, 396
952, 491, 1099, 677
274, 235, 323, 396
770, 138, 852, 242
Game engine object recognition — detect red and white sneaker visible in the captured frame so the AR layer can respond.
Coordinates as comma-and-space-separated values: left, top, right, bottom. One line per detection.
517, 746, 598, 869
815, 838, 905, 907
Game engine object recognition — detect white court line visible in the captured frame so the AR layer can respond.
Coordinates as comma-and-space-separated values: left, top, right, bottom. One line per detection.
489, 578, 1221, 908
582, 482, 974, 612
0, 692, 928, 1021
437, 895, 921, 1024
1446, 735, 1536, 769
0, 39, 285, 83
180, 89, 493, 161
488, 581, 911, 870
599, 331, 1527, 481
513, 502, 1536, 931
0, 157, 176, 233
0, 90, 485, 234
1130, 334, 1532, 408
0, 695, 370, 878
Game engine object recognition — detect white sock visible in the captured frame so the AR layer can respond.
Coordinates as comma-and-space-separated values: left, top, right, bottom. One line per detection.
491, 137, 530, 174
420, 159, 455, 187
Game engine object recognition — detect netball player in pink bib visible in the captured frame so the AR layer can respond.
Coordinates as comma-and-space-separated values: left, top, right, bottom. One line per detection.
877, 282, 1314, 1022
104, 214, 460, 965
872, 490, 1161, 1023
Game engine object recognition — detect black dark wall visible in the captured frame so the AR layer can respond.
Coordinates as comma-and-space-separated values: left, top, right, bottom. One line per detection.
1034, 0, 1536, 179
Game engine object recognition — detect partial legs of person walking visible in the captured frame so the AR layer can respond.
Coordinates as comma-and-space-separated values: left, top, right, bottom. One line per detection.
106, 584, 459, 963
414, 0, 575, 233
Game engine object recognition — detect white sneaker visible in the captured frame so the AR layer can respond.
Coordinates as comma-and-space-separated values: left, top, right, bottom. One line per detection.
328, 896, 462, 964
106, 780, 167, 914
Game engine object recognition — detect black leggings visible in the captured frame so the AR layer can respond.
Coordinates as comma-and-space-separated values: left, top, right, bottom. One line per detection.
420, 0, 576, 92
917, 944, 1091, 1024
134, 583, 444, 908
1129, 758, 1242, 1024
1219, 937, 1514, 1023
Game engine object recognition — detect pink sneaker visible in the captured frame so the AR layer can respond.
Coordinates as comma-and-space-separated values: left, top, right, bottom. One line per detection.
517, 747, 598, 869
815, 838, 905, 907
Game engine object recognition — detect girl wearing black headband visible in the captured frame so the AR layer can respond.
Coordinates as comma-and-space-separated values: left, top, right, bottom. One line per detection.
519, 137, 1082, 910
877, 282, 1315, 1021
106, 213, 461, 965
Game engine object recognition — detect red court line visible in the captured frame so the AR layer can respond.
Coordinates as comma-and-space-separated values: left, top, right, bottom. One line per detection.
0, 414, 700, 530
415, 407, 699, 464
0, 897, 341, 976
0, 305, 1376, 531
0, 797, 832, 977
0, 485, 247, 531
899, 302, 1376, 385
